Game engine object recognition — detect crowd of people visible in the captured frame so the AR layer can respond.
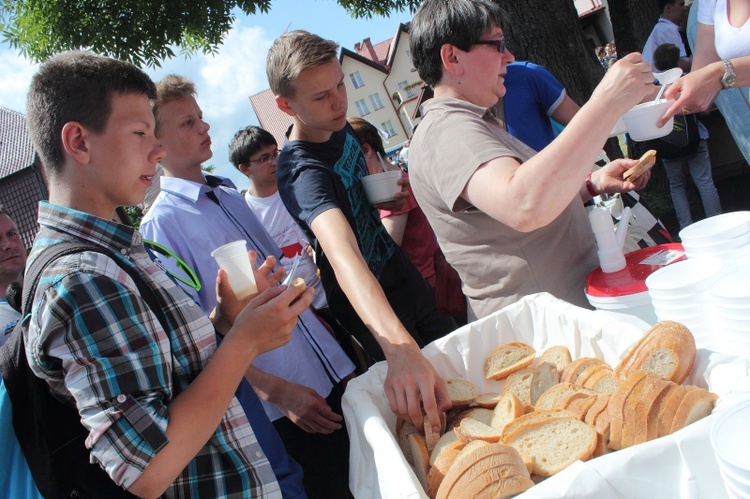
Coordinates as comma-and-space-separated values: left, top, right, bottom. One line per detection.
1, 0, 748, 496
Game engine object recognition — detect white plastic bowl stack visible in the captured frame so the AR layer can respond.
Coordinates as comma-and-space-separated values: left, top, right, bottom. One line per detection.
710, 399, 750, 499
645, 257, 724, 347
679, 211, 750, 263
710, 263, 750, 358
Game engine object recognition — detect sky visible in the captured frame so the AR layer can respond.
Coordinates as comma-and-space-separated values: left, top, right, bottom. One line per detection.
0, 0, 412, 190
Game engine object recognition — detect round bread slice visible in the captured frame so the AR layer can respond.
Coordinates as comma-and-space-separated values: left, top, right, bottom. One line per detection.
669, 388, 718, 434
484, 342, 536, 381
561, 357, 606, 385
397, 418, 419, 466
621, 373, 665, 449
424, 412, 447, 453
539, 345, 572, 372
504, 418, 598, 476
429, 430, 460, 466
584, 394, 611, 426
427, 440, 463, 498
646, 382, 680, 441
500, 409, 577, 442
535, 382, 596, 411
585, 368, 618, 394
607, 370, 648, 450
445, 378, 478, 407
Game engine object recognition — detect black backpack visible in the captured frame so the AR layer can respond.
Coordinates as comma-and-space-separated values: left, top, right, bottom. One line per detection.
0, 242, 167, 498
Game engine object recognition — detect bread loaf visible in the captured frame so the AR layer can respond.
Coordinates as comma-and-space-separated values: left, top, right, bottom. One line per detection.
615, 321, 696, 384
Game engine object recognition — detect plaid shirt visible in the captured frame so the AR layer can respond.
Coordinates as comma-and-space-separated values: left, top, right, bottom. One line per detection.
25, 202, 281, 498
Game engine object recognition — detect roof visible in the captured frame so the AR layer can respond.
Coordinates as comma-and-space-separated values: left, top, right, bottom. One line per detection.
0, 107, 36, 178
340, 47, 389, 73
0, 169, 45, 249
248, 89, 294, 147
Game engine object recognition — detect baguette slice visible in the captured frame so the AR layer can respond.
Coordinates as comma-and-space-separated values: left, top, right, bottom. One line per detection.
670, 388, 718, 434
424, 412, 447, 453
455, 418, 503, 444
489, 391, 525, 432
397, 418, 419, 466
530, 362, 560, 407
408, 433, 430, 492
484, 342, 536, 380
584, 394, 611, 426
502, 368, 535, 409
561, 357, 606, 385
535, 382, 596, 411
576, 364, 611, 388
427, 440, 463, 498
504, 418, 597, 476
621, 373, 665, 448
429, 430, 460, 466
608, 370, 648, 450
501, 409, 577, 442
447, 407, 494, 431
445, 378, 478, 407
632, 375, 672, 446
474, 392, 503, 409
539, 345, 572, 372
585, 368, 618, 394
646, 382, 680, 441
657, 385, 695, 438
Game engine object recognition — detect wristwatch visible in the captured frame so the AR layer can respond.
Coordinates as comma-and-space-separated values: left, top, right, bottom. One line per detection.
721, 59, 736, 89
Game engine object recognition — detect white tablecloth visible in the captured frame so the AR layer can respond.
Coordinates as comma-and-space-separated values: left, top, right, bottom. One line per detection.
341, 292, 750, 498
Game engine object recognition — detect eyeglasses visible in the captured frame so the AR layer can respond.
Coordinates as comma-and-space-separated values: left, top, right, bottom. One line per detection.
472, 39, 507, 53
248, 149, 280, 165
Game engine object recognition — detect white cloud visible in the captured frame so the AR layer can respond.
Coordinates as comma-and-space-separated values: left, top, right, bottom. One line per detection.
0, 50, 39, 112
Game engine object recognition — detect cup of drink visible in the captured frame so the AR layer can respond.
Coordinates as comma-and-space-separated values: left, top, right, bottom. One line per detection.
211, 240, 257, 299
361, 170, 402, 204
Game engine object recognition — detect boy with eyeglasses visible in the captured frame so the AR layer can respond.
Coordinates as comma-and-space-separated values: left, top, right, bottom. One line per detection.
140, 75, 355, 498
407, 0, 655, 320
229, 126, 327, 311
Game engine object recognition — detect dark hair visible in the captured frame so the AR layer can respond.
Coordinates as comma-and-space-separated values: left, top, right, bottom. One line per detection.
26, 51, 156, 175
348, 118, 386, 158
410, 0, 508, 87
657, 0, 678, 13
228, 126, 278, 169
653, 43, 680, 71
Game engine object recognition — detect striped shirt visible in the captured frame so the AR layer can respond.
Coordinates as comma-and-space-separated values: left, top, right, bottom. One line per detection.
25, 202, 281, 497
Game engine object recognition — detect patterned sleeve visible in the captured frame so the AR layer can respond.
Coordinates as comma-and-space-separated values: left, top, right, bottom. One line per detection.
30, 269, 172, 488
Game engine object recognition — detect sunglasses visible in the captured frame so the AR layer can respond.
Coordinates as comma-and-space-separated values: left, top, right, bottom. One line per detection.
472, 39, 507, 53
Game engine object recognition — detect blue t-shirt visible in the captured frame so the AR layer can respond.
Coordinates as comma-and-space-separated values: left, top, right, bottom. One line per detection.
503, 61, 566, 152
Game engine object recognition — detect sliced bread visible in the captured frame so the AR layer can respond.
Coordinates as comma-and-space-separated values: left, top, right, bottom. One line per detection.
530, 362, 560, 407
455, 418, 503, 444
501, 368, 535, 409
445, 378, 478, 407
489, 391, 525, 432
484, 342, 536, 380
539, 345, 572, 372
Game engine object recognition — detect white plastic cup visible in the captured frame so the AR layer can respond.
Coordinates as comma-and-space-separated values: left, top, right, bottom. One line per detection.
621, 99, 674, 141
211, 240, 257, 299
710, 399, 750, 497
361, 170, 402, 204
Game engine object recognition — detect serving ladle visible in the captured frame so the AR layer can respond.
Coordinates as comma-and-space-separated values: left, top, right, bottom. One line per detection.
652, 67, 683, 102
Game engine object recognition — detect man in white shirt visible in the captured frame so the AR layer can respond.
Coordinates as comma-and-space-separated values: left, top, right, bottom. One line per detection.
230, 126, 327, 311
643, 0, 692, 71
0, 205, 25, 346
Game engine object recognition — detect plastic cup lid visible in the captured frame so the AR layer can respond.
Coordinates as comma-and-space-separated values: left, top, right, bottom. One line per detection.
586, 243, 685, 297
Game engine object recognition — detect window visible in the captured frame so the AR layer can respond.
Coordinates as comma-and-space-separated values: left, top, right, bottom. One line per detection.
355, 99, 371, 116
350, 71, 365, 89
381, 120, 397, 138
397, 80, 419, 99
369, 93, 384, 111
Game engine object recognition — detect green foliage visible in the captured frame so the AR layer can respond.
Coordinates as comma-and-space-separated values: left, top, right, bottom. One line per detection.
335, 0, 419, 18
121, 205, 143, 229
0, 0, 272, 67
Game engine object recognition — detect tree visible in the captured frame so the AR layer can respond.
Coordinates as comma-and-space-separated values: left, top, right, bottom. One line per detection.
0, 0, 272, 67
607, 0, 660, 58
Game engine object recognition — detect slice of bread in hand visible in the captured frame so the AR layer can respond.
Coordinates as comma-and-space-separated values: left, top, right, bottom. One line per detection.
504, 418, 597, 476
484, 342, 536, 380
539, 345, 572, 372
623, 149, 657, 182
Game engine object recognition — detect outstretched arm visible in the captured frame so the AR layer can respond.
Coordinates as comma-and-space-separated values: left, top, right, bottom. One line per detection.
310, 208, 451, 432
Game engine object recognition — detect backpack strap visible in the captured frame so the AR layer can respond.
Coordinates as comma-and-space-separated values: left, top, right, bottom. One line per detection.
0, 241, 170, 498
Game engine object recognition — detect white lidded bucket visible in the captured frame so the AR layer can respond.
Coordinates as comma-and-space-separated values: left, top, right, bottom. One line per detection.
585, 290, 657, 324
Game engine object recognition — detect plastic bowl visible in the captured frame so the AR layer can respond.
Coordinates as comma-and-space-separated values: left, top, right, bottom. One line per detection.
621, 99, 674, 141
680, 212, 750, 244
646, 257, 724, 295
711, 400, 750, 473
712, 264, 750, 301
360, 170, 402, 204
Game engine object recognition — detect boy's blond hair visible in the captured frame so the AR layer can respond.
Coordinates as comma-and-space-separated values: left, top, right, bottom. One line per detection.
153, 75, 197, 132
266, 30, 339, 98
